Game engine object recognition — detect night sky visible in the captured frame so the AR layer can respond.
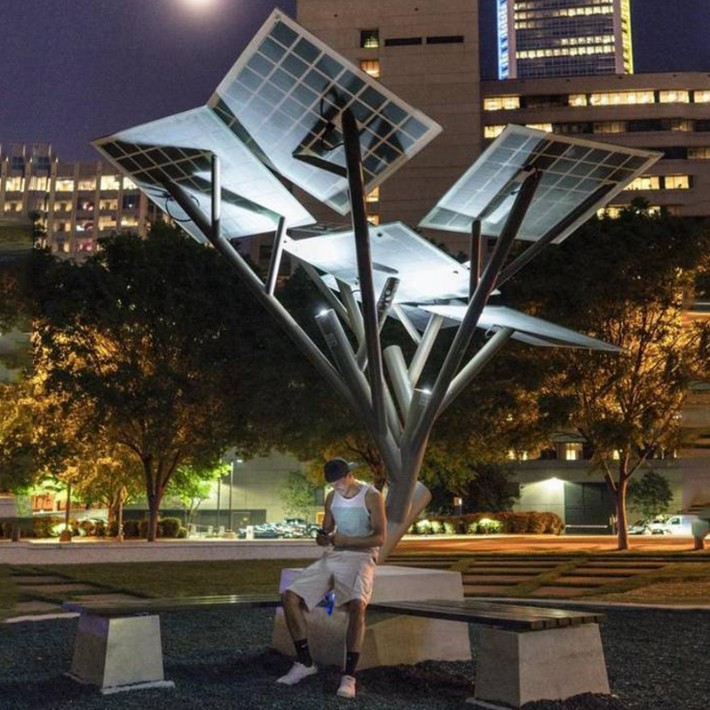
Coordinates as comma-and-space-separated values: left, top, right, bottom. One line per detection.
2, 0, 710, 161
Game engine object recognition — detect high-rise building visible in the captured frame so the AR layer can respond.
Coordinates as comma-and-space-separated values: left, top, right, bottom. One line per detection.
0, 143, 157, 259
498, 0, 634, 79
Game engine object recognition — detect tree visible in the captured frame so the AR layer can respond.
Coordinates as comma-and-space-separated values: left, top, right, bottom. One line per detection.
165, 462, 229, 528
627, 470, 673, 520
508, 203, 710, 550
279, 471, 320, 521
29, 225, 266, 540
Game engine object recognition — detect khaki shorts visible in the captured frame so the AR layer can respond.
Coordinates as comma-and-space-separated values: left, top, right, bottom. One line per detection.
286, 549, 377, 611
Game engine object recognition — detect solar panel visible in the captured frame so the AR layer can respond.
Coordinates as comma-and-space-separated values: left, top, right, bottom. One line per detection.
420, 304, 621, 351
420, 125, 660, 243
94, 107, 314, 244
283, 222, 470, 304
209, 10, 442, 215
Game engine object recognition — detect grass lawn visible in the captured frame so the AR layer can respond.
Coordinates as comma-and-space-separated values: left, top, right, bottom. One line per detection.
1, 556, 709, 619
41, 559, 314, 598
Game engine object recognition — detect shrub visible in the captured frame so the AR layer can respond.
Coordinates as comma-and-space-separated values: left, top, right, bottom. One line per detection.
93, 520, 107, 537
429, 519, 444, 534
177, 526, 188, 539
78, 519, 96, 537
107, 521, 120, 537
476, 518, 503, 535
414, 519, 432, 535
122, 519, 141, 538
33, 517, 63, 538
159, 517, 182, 538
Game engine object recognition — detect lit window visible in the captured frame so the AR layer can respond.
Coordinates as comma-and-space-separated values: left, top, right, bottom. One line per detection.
589, 90, 655, 106
123, 178, 137, 190
665, 175, 690, 190
526, 123, 553, 132
77, 178, 96, 191
360, 29, 379, 49
120, 216, 139, 228
688, 147, 710, 159
28, 176, 49, 191
593, 121, 625, 134
484, 125, 505, 139
4, 176, 24, 192
484, 96, 520, 111
366, 186, 380, 203
564, 443, 583, 461
55, 179, 75, 192
670, 119, 693, 132
98, 216, 117, 230
625, 176, 661, 191
568, 94, 588, 107
360, 59, 380, 78
694, 90, 710, 103
367, 214, 380, 226
100, 175, 121, 191
99, 199, 118, 210
659, 90, 690, 104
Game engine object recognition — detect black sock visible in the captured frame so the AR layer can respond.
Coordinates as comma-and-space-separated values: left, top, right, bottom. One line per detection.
294, 638, 313, 667
344, 651, 360, 676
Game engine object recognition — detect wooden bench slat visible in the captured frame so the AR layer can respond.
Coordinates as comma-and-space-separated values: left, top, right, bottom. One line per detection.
63, 593, 282, 617
370, 599, 603, 631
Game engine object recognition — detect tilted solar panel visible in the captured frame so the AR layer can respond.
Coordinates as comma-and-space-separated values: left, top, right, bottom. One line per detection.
283, 222, 470, 304
94, 107, 314, 243
210, 10, 442, 215
420, 125, 660, 243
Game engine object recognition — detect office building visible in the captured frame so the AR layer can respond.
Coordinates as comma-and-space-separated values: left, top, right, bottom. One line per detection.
297, 0, 481, 251
0, 143, 156, 259
498, 0, 634, 79
482, 72, 710, 217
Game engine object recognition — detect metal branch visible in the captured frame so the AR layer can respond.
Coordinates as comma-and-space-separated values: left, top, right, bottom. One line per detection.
342, 107, 387, 436
160, 162, 358, 415
410, 169, 543, 454
409, 313, 444, 387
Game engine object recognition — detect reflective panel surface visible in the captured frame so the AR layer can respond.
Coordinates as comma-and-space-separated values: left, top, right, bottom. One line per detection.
284, 222, 470, 303
420, 304, 622, 351
94, 107, 314, 243
420, 125, 660, 243
210, 11, 441, 215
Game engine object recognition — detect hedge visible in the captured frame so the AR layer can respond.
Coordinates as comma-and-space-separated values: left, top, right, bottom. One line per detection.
408, 511, 564, 535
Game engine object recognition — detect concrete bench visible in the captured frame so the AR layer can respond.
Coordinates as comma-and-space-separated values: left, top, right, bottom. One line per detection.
64, 592, 610, 707
369, 598, 609, 708
63, 594, 282, 693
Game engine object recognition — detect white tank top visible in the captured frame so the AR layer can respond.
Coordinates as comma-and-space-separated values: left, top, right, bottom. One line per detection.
331, 483, 378, 554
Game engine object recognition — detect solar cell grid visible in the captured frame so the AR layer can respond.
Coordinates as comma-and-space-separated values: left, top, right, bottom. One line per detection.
210, 12, 441, 215
94, 107, 315, 243
420, 125, 659, 242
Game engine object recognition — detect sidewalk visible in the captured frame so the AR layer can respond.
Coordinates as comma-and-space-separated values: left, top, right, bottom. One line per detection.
0, 538, 323, 565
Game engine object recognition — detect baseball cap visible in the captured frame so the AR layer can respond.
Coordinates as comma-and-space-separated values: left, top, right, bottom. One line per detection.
324, 458, 359, 483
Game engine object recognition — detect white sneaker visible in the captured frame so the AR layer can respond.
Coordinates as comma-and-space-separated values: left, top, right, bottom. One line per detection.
337, 674, 357, 699
276, 661, 317, 685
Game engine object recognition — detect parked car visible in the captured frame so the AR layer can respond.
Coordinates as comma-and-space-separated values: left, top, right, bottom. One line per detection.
280, 518, 320, 538
237, 523, 283, 539
627, 518, 671, 535
661, 514, 700, 536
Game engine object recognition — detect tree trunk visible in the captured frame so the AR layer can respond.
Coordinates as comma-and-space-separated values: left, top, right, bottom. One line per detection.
146, 492, 160, 541
616, 476, 630, 551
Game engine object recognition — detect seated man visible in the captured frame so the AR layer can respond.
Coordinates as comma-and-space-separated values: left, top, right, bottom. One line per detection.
276, 457, 386, 699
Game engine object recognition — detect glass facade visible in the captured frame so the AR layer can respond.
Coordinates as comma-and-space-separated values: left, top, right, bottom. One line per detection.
498, 0, 634, 79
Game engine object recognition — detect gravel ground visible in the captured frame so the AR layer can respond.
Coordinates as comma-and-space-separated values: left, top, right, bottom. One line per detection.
0, 606, 707, 710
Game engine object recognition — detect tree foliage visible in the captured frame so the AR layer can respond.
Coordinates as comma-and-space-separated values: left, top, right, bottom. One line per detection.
506, 203, 710, 549
28, 225, 268, 539
627, 470, 674, 520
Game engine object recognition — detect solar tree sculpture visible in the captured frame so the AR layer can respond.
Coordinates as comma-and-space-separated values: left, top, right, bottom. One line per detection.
95, 11, 659, 560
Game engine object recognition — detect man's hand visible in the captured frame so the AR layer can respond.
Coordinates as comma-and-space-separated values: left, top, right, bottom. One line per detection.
315, 529, 333, 547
